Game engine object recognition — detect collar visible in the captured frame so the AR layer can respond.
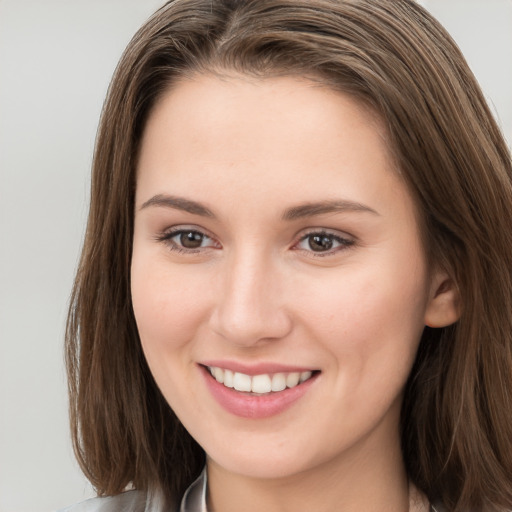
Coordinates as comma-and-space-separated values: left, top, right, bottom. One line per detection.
180, 468, 208, 512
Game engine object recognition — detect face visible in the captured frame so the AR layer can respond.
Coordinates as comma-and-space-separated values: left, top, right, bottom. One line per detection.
131, 74, 446, 481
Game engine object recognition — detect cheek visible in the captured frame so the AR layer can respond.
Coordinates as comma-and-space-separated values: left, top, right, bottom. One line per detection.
290, 266, 428, 441
294, 258, 428, 374
130, 250, 209, 358
130, 251, 213, 418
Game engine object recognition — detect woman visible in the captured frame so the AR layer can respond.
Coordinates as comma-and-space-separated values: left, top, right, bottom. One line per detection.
64, 0, 512, 511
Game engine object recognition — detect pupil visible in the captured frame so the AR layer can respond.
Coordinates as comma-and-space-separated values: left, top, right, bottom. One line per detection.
309, 234, 333, 251
180, 231, 203, 248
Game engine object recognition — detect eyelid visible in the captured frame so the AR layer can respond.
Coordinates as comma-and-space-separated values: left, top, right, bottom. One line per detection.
156, 225, 221, 252
291, 228, 356, 256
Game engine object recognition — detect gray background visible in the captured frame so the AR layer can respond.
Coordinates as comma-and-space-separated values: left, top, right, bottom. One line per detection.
0, 1, 510, 511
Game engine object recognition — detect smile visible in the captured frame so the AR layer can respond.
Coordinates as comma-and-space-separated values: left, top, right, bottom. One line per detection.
201, 364, 320, 418
207, 366, 314, 394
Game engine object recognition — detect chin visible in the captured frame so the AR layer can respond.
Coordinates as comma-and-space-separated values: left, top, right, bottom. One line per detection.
212, 454, 309, 480
205, 435, 327, 481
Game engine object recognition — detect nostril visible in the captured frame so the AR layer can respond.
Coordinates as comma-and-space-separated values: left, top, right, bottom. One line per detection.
208, 302, 293, 346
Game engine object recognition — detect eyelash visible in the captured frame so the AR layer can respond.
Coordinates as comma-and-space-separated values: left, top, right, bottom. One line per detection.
293, 230, 355, 257
156, 227, 218, 254
156, 227, 355, 257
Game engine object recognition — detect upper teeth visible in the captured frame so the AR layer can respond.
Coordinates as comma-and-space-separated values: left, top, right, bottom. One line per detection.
208, 366, 313, 394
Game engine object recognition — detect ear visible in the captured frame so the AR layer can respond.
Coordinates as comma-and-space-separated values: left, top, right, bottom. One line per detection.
424, 270, 460, 328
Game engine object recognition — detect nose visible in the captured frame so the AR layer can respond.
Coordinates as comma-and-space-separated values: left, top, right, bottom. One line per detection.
209, 249, 293, 346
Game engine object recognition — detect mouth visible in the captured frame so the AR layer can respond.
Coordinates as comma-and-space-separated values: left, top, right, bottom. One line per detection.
205, 365, 317, 395
199, 363, 320, 418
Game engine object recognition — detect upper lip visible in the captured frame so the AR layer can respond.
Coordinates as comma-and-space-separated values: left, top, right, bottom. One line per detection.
200, 360, 318, 376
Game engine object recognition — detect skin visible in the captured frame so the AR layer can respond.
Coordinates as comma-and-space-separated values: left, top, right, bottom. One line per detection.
131, 74, 458, 512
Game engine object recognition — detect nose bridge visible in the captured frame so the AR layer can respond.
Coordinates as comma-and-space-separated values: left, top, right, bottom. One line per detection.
210, 244, 291, 345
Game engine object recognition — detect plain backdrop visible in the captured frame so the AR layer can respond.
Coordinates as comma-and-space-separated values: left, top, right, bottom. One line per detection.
0, 1, 510, 511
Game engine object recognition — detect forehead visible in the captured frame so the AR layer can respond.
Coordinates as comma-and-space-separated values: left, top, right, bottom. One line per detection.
142, 72, 385, 144
136, 73, 395, 194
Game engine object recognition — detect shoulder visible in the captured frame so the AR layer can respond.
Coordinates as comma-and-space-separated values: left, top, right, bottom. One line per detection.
57, 489, 173, 512
57, 491, 147, 512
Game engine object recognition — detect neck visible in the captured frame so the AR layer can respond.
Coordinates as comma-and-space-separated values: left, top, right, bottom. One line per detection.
207, 419, 411, 512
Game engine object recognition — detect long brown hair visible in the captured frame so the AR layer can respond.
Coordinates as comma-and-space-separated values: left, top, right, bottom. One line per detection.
66, 1, 512, 510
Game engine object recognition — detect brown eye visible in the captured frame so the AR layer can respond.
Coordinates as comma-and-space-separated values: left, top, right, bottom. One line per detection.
158, 228, 218, 253
295, 230, 354, 256
180, 231, 204, 249
308, 234, 334, 252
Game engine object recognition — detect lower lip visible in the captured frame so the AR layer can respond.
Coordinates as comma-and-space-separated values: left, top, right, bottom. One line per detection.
200, 366, 318, 419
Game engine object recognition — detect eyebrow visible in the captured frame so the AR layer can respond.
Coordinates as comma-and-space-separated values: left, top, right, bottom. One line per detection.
139, 194, 379, 219
140, 194, 214, 217
282, 200, 379, 220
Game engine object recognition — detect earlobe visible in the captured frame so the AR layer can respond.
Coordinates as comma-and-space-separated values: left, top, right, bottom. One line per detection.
424, 272, 461, 328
